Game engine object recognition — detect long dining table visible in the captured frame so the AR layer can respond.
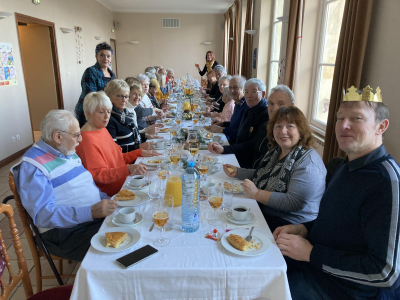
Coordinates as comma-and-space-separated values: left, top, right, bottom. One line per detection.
69, 118, 291, 300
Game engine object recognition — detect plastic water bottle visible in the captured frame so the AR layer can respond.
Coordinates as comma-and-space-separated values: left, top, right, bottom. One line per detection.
181, 161, 200, 232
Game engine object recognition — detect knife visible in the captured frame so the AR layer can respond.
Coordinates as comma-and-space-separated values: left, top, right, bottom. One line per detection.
149, 222, 155, 232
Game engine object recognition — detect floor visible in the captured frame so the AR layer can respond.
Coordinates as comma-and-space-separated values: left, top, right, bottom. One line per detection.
0, 149, 80, 299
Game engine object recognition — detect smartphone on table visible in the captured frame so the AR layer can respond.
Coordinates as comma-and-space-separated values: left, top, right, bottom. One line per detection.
116, 244, 158, 269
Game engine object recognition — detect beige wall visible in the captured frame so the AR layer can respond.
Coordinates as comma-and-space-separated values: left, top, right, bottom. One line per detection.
18, 24, 58, 131
361, 0, 400, 161
0, 0, 115, 161
114, 13, 224, 82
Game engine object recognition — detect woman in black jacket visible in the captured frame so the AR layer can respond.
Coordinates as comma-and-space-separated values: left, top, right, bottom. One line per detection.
196, 51, 218, 76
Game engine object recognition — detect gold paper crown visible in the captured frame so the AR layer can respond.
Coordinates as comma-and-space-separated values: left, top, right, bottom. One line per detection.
343, 85, 382, 103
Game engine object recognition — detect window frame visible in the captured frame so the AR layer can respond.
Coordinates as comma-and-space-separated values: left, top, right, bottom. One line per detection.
308, 0, 343, 135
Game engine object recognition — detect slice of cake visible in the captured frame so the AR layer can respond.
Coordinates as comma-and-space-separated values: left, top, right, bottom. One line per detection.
227, 234, 251, 252
105, 232, 127, 248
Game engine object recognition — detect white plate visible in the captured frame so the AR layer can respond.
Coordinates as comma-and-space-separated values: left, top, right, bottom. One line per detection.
220, 229, 271, 256
142, 158, 169, 166
90, 227, 141, 253
112, 191, 150, 207
112, 212, 143, 227
199, 156, 223, 164
153, 145, 167, 150
208, 165, 219, 174
127, 180, 149, 190
225, 211, 255, 225
232, 183, 244, 193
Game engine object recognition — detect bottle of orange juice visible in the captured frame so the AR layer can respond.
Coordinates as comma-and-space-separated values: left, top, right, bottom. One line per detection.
165, 171, 183, 207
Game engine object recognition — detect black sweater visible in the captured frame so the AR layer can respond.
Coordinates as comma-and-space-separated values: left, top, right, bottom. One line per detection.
199, 60, 219, 76
291, 146, 400, 299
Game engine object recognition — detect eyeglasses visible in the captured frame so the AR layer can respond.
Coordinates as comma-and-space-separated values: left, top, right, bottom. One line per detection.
115, 94, 129, 100
59, 130, 81, 140
244, 90, 262, 96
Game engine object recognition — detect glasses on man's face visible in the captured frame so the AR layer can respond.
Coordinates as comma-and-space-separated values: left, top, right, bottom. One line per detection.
244, 90, 262, 96
59, 131, 81, 140
115, 94, 129, 100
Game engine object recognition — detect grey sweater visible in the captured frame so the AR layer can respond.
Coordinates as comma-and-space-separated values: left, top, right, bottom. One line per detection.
236, 148, 326, 224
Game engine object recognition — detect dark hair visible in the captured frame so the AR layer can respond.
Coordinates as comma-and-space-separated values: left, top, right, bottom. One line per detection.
206, 51, 215, 61
95, 42, 113, 55
267, 106, 314, 150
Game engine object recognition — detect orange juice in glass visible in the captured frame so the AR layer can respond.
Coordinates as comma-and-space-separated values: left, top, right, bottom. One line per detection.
182, 101, 191, 111
165, 173, 183, 207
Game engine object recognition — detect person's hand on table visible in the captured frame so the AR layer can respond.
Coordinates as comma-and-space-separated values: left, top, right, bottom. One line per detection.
91, 199, 118, 218
211, 120, 223, 126
128, 164, 147, 175
210, 124, 223, 133
141, 150, 162, 157
146, 134, 164, 140
162, 106, 168, 113
273, 224, 309, 240
242, 179, 259, 199
222, 164, 237, 177
208, 142, 224, 154
275, 233, 313, 262
144, 125, 160, 135
139, 141, 155, 150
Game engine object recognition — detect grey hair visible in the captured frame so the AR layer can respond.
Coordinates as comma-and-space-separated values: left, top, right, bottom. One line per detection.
83, 91, 112, 120
166, 68, 174, 74
223, 86, 231, 98
245, 78, 266, 92
214, 65, 227, 75
40, 110, 76, 142
231, 75, 246, 89
137, 73, 150, 84
144, 67, 156, 74
145, 72, 156, 80
269, 84, 295, 103
219, 75, 232, 84
104, 79, 130, 96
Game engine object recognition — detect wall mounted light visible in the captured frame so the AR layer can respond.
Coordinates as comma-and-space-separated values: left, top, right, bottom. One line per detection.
0, 12, 13, 20
276, 16, 289, 23
229, 37, 234, 41
128, 41, 139, 44
95, 36, 103, 40
60, 27, 74, 33
245, 30, 257, 35
202, 42, 213, 45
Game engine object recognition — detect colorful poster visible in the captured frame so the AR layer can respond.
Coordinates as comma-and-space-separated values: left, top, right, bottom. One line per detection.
0, 42, 18, 86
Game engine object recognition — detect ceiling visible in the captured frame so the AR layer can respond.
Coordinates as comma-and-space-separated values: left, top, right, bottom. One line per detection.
96, 0, 233, 14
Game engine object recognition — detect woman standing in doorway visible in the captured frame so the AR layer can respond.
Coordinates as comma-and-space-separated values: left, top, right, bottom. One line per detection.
75, 42, 116, 127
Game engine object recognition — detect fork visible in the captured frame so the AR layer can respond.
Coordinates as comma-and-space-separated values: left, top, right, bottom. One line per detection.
245, 226, 255, 242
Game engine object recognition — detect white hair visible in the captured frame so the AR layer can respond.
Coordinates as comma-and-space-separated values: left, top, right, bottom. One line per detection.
83, 91, 112, 120
40, 110, 76, 142
104, 79, 129, 96
231, 75, 246, 89
144, 67, 156, 74
245, 78, 266, 92
166, 68, 174, 74
214, 65, 227, 75
137, 73, 150, 84
219, 75, 232, 84
145, 72, 156, 80
269, 84, 295, 103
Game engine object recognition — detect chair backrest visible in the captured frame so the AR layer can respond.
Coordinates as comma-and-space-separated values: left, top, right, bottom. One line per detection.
0, 203, 33, 299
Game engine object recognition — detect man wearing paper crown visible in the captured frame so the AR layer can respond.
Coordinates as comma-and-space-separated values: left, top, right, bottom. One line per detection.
273, 86, 400, 299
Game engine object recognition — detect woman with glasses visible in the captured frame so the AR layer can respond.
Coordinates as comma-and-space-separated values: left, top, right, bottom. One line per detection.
76, 90, 161, 197
74, 42, 116, 128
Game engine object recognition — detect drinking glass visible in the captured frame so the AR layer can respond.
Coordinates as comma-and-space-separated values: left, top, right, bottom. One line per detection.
157, 166, 168, 192
148, 172, 160, 201
189, 141, 199, 161
152, 203, 170, 247
162, 194, 175, 231
175, 115, 182, 126
193, 113, 199, 125
197, 158, 209, 184
221, 181, 233, 210
169, 149, 180, 168
208, 189, 223, 225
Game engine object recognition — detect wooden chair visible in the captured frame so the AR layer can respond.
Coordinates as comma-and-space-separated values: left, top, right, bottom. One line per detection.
0, 203, 73, 299
7, 172, 75, 293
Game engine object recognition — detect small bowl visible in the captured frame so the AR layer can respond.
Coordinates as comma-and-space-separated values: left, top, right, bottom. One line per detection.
202, 182, 216, 194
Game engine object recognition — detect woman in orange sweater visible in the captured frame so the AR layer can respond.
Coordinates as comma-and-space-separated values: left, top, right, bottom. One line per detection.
76, 91, 161, 196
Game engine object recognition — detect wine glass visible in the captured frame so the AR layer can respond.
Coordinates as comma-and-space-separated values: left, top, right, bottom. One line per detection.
208, 189, 223, 225
157, 167, 168, 192
152, 203, 170, 247
193, 113, 199, 125
189, 141, 199, 161
175, 115, 182, 125
162, 194, 175, 231
169, 149, 180, 168
197, 158, 209, 184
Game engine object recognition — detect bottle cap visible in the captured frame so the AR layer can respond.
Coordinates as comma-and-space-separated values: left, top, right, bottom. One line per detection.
187, 161, 196, 168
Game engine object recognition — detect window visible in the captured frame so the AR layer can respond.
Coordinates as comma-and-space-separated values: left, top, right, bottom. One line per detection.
309, 0, 345, 134
268, 0, 285, 92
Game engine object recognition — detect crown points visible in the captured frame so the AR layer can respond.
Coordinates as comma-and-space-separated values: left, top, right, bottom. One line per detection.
343, 85, 382, 103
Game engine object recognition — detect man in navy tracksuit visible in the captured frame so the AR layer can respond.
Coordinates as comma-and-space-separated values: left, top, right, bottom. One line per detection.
274, 88, 400, 299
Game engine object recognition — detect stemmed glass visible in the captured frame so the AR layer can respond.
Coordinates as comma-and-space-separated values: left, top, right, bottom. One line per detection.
157, 167, 168, 192
175, 114, 182, 126
208, 189, 223, 225
193, 113, 199, 125
197, 158, 209, 184
189, 141, 199, 161
162, 194, 175, 231
152, 203, 170, 247
169, 148, 180, 169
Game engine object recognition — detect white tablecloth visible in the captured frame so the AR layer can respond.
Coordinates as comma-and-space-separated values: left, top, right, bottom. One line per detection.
70, 122, 291, 300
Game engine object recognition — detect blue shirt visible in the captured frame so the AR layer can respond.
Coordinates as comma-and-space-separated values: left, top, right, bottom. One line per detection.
74, 62, 116, 127
222, 97, 248, 144
13, 139, 109, 229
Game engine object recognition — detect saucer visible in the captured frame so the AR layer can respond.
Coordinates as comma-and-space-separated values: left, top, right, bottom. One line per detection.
225, 211, 255, 225
153, 145, 167, 150
112, 212, 143, 227
127, 180, 149, 190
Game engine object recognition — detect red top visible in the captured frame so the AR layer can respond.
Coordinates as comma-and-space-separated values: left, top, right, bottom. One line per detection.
76, 128, 142, 197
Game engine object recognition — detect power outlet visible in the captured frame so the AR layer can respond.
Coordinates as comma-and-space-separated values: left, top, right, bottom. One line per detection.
11, 137, 16, 143
16, 135, 20, 141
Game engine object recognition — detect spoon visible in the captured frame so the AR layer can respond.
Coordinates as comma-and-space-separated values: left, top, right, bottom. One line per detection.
245, 226, 255, 242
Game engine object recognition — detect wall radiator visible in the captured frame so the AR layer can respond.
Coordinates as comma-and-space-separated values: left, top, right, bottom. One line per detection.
312, 134, 325, 158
